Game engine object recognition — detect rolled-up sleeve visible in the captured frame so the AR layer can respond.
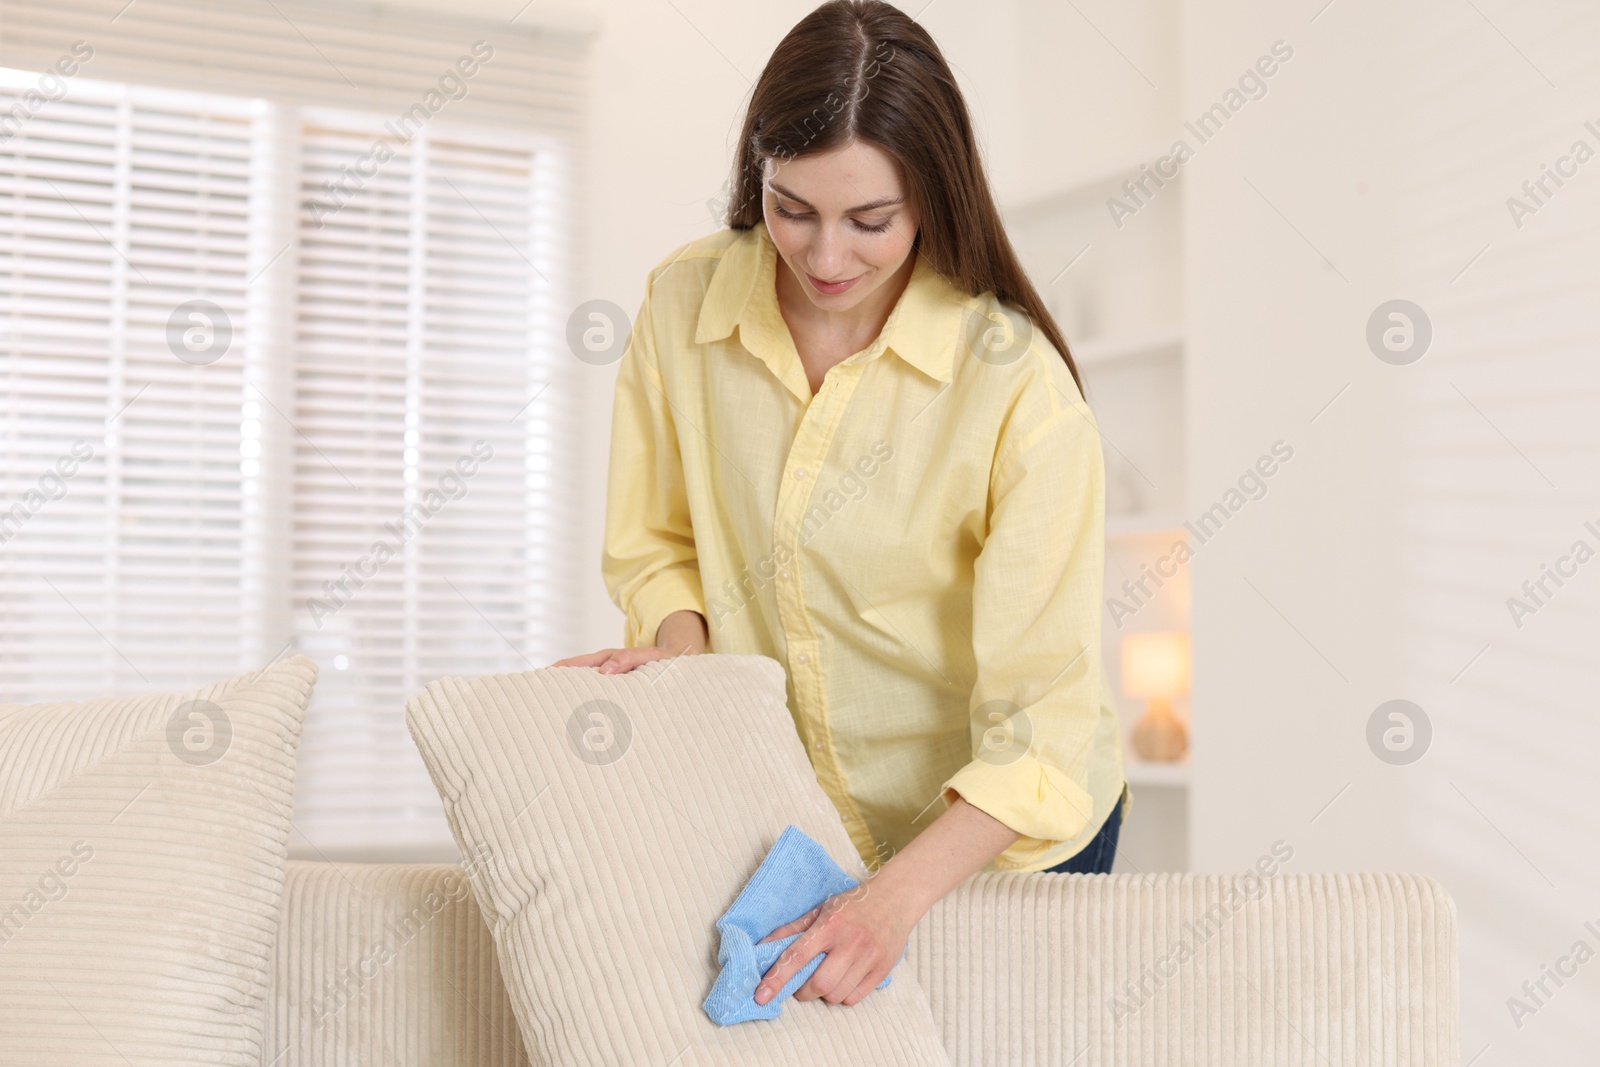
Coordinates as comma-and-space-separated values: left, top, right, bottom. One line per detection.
600, 277, 706, 649
938, 384, 1106, 869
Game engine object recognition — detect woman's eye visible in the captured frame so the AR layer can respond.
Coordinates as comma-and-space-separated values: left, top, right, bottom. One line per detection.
771, 199, 892, 234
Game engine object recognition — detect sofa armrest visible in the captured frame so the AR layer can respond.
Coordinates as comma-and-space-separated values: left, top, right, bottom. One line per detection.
908, 870, 1457, 1066
265, 860, 528, 1067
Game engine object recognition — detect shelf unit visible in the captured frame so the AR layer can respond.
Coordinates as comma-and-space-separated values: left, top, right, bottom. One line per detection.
1004, 15, 1191, 871
1124, 758, 1190, 789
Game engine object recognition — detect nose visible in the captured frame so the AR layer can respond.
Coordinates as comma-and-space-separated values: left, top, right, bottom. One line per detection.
807, 224, 849, 279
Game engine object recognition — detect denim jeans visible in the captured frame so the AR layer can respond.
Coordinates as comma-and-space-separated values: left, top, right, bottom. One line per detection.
1040, 784, 1125, 874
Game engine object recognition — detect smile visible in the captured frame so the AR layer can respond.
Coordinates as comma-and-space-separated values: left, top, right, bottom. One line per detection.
807, 272, 862, 295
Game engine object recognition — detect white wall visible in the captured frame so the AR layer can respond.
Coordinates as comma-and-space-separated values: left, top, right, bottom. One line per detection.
1180, 1, 1412, 869
1390, 1, 1600, 1060
1184, 0, 1600, 1061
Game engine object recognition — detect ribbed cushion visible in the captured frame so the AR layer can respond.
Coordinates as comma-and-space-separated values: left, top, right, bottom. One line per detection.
405, 653, 953, 1067
910, 870, 1459, 1066
265, 861, 528, 1067
0, 656, 317, 1066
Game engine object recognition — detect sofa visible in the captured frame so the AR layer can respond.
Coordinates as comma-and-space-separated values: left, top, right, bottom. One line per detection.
0, 655, 1458, 1065
264, 859, 1459, 1066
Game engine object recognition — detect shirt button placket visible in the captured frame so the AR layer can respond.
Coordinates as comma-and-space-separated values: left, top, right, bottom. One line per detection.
781, 364, 878, 860
775, 371, 850, 776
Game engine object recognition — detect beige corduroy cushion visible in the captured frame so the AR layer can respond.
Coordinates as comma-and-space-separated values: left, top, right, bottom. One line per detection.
406, 652, 953, 1067
912, 870, 1459, 1065
265, 860, 529, 1066
0, 655, 317, 1066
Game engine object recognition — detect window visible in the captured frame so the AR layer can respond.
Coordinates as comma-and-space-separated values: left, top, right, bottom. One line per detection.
289, 110, 567, 853
1, 75, 260, 695
0, 2, 588, 859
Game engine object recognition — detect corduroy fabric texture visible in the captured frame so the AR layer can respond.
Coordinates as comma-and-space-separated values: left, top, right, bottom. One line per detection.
404, 652, 954, 1067
0, 656, 317, 1067
264, 860, 529, 1067
909, 869, 1459, 1066
264, 861, 1460, 1067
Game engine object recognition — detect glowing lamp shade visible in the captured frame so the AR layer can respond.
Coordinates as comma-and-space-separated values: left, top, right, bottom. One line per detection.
1121, 631, 1190, 762
1121, 631, 1191, 702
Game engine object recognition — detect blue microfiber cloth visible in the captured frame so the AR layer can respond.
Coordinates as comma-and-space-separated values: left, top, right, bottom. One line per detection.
702, 824, 907, 1025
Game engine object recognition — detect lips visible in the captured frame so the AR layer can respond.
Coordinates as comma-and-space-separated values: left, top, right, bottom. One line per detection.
807, 272, 861, 295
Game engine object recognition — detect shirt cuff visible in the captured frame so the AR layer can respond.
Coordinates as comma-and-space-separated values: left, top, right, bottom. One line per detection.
624, 565, 706, 649
939, 755, 1097, 870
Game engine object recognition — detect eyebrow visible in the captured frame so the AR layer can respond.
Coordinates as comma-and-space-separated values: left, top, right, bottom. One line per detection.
768, 181, 904, 214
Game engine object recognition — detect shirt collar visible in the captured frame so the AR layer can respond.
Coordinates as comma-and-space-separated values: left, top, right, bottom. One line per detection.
694, 219, 968, 395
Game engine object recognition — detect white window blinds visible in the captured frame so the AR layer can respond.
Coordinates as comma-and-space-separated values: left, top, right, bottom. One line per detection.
0, 0, 589, 860
0, 75, 263, 696
289, 112, 568, 853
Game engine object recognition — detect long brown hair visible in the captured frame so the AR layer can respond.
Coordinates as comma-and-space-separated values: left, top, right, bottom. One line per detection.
723, 0, 1084, 399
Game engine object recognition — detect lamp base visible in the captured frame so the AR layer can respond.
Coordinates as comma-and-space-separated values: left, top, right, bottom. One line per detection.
1131, 698, 1188, 762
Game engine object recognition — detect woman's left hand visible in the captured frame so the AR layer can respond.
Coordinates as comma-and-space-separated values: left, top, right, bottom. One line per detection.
752, 867, 925, 1008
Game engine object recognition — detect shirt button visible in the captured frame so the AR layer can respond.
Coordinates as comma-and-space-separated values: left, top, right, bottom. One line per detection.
794, 468, 807, 480
797, 652, 808, 662
780, 569, 789, 580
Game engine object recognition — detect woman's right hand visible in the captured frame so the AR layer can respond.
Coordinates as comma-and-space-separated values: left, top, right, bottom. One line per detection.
550, 645, 681, 674
550, 610, 708, 674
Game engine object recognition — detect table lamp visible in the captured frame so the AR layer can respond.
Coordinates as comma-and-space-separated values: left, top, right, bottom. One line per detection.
1121, 630, 1190, 762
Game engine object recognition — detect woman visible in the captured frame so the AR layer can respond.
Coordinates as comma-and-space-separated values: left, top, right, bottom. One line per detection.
555, 0, 1129, 1011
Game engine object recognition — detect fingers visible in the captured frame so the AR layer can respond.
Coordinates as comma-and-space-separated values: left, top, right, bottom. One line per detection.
752, 906, 890, 1008
792, 912, 875, 1004
758, 905, 821, 944
550, 650, 612, 668
822, 953, 880, 1006
792, 914, 866, 1003
547, 649, 652, 674
795, 943, 859, 1004
754, 926, 825, 1006
840, 963, 889, 1007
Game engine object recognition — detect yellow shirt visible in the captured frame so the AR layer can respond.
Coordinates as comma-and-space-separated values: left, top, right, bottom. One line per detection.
601, 219, 1131, 873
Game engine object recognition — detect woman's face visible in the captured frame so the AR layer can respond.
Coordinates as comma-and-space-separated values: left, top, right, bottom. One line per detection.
762, 140, 920, 313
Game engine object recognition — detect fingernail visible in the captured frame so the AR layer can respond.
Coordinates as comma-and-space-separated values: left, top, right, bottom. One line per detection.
755, 985, 769, 1002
